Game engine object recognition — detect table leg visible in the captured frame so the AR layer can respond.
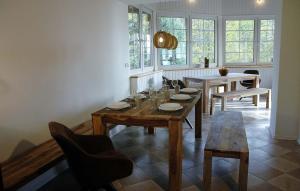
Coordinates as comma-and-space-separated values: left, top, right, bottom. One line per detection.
195, 92, 202, 138
266, 89, 271, 109
203, 150, 212, 191
168, 120, 183, 191
239, 152, 249, 191
92, 115, 107, 135
253, 76, 260, 106
146, 126, 155, 134
231, 81, 237, 91
224, 83, 228, 92
203, 80, 209, 113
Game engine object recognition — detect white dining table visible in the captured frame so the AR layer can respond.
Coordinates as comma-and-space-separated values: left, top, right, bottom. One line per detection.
183, 73, 260, 113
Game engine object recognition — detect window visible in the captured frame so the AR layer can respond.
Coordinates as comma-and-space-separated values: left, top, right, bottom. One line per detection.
259, 20, 275, 63
128, 6, 153, 70
225, 20, 255, 64
142, 12, 152, 67
191, 18, 216, 65
128, 6, 140, 69
159, 17, 187, 66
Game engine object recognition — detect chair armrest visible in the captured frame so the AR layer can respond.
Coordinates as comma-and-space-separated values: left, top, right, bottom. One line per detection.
74, 135, 114, 154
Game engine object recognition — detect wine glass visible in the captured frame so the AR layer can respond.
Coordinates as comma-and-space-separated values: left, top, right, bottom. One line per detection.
171, 80, 178, 88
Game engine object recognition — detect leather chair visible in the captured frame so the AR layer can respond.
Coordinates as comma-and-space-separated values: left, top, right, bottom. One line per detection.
162, 76, 186, 89
49, 122, 133, 191
240, 70, 261, 89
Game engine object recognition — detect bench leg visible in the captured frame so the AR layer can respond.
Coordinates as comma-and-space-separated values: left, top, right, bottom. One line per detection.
252, 76, 260, 107
203, 151, 212, 191
210, 97, 215, 115
221, 97, 227, 111
145, 126, 155, 134
239, 152, 249, 191
266, 89, 271, 109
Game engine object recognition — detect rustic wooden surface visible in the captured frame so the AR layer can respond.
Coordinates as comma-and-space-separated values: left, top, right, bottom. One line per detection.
204, 111, 249, 191
210, 88, 271, 114
183, 73, 259, 113
92, 91, 202, 191
1, 121, 93, 191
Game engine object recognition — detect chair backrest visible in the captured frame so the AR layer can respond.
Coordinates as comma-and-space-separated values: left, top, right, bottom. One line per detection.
48, 122, 87, 169
162, 76, 186, 89
0, 163, 4, 191
244, 70, 259, 75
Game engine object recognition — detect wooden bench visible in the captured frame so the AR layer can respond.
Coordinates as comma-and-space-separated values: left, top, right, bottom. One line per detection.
203, 111, 249, 191
210, 88, 271, 115
0, 121, 93, 191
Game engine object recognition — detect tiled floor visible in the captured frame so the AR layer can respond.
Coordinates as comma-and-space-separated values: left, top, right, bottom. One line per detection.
40, 98, 300, 191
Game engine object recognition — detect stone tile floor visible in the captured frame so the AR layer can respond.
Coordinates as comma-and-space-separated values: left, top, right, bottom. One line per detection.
40, 98, 300, 191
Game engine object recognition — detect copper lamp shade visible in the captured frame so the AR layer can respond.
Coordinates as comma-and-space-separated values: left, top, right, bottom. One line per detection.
153, 31, 178, 49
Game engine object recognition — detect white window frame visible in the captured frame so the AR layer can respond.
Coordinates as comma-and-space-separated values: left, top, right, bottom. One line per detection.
189, 15, 218, 68
129, 6, 154, 75
223, 15, 275, 66
157, 12, 219, 70
257, 17, 276, 65
156, 12, 189, 70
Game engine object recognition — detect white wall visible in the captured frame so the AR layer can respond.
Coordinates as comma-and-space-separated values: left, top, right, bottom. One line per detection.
271, 0, 300, 140
0, 0, 130, 161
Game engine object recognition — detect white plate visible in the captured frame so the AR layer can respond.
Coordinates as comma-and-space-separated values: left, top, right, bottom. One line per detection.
129, 94, 147, 99
107, 102, 130, 110
181, 88, 198, 93
171, 94, 192, 100
159, 103, 183, 111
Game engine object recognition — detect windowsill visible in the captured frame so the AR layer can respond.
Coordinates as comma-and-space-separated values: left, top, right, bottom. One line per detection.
130, 70, 163, 78
130, 66, 155, 76
224, 64, 273, 68
162, 67, 220, 71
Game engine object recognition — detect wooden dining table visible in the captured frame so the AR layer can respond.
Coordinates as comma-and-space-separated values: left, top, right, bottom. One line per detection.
92, 91, 202, 191
183, 73, 260, 113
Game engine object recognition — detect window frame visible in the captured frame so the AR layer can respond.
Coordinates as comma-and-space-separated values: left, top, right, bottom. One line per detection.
129, 6, 154, 74
223, 15, 275, 66
257, 18, 276, 65
189, 15, 218, 68
157, 12, 189, 70
157, 12, 218, 70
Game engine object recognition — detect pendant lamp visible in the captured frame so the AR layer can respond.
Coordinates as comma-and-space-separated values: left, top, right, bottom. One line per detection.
153, 31, 170, 48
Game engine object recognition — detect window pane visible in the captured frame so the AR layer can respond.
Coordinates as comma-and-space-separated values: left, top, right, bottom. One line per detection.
225, 19, 254, 63
128, 6, 140, 69
142, 12, 152, 67
259, 20, 275, 63
159, 17, 187, 66
226, 31, 239, 42
226, 53, 240, 63
191, 18, 215, 65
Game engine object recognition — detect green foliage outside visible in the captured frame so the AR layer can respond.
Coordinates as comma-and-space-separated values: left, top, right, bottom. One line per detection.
160, 17, 187, 66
